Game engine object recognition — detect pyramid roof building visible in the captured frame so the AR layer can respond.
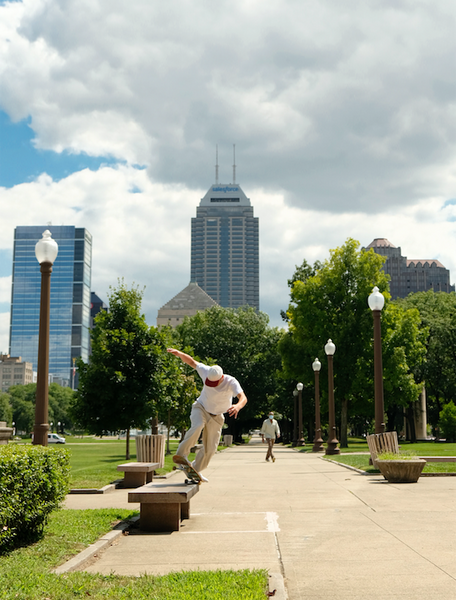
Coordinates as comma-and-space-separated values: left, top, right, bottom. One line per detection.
156, 281, 218, 328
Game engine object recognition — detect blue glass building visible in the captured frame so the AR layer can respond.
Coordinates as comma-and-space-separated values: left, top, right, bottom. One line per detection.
9, 226, 92, 387
191, 183, 259, 310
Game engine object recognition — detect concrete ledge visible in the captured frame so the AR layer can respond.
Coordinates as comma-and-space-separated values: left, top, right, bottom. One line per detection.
269, 572, 288, 599
52, 517, 139, 574
420, 456, 456, 462
323, 456, 456, 477
69, 483, 118, 494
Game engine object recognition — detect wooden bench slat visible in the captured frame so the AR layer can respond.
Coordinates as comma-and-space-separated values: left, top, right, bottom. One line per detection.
367, 431, 399, 468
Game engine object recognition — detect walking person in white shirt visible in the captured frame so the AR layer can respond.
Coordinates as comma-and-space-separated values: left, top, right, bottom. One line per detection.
260, 412, 281, 462
167, 348, 248, 479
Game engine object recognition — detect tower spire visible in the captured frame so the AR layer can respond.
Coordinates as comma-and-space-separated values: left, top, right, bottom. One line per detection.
215, 145, 219, 184
232, 144, 236, 184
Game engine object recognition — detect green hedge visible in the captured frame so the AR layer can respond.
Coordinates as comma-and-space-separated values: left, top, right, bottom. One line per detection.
0, 445, 70, 552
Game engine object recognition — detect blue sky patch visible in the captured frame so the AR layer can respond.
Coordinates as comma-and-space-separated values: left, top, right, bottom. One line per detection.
0, 249, 12, 278
0, 110, 119, 188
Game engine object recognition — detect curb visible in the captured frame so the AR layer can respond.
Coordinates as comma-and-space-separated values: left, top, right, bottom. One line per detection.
54, 516, 289, 598
322, 457, 456, 477
269, 572, 288, 599
321, 457, 373, 476
52, 516, 139, 574
69, 470, 180, 495
69, 483, 118, 494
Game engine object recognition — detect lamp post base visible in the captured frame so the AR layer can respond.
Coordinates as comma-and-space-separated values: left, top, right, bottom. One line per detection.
312, 435, 325, 453
32, 423, 49, 446
297, 438, 306, 447
325, 443, 340, 455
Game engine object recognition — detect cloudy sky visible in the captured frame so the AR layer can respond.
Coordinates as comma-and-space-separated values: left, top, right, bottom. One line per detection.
1, 0, 456, 353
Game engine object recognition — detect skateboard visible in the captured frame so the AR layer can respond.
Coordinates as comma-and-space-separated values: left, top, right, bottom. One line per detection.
172, 455, 204, 485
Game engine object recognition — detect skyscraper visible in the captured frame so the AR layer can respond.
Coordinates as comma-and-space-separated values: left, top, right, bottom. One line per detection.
9, 226, 92, 387
191, 183, 259, 309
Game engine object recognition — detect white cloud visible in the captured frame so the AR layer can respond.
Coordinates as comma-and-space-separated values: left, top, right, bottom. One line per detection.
1, 0, 456, 211
1, 0, 456, 350
1, 168, 456, 354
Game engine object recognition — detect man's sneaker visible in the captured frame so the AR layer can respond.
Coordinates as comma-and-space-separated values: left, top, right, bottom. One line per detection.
272, 457, 276, 462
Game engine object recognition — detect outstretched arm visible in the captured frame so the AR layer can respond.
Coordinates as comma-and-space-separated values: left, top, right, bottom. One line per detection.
227, 391, 248, 419
167, 348, 197, 369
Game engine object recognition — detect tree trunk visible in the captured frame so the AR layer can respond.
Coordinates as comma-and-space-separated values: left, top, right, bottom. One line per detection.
340, 398, 348, 448
125, 427, 130, 460
405, 406, 417, 443
151, 415, 159, 435
166, 409, 171, 455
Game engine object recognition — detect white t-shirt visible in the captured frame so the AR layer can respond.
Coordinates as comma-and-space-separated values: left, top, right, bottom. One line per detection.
195, 362, 243, 415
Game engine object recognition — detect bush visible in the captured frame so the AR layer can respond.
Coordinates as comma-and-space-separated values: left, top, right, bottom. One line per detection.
0, 445, 70, 552
439, 401, 456, 443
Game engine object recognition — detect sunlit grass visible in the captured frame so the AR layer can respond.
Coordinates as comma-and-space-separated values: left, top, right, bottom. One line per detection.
0, 509, 268, 600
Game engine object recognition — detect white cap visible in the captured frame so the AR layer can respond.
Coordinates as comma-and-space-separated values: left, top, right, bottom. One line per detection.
205, 365, 224, 387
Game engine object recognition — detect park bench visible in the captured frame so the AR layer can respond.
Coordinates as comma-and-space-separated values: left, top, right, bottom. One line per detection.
366, 431, 399, 468
128, 481, 200, 532
117, 462, 159, 488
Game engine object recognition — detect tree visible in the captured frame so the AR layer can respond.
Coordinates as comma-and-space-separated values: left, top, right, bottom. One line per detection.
175, 305, 285, 440
376, 303, 426, 439
0, 392, 13, 425
48, 384, 76, 433
8, 384, 37, 434
280, 238, 425, 445
8, 383, 76, 436
439, 401, 456, 442
397, 291, 456, 430
72, 281, 176, 458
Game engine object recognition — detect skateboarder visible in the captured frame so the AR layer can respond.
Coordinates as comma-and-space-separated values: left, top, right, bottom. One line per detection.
260, 412, 280, 462
167, 348, 248, 479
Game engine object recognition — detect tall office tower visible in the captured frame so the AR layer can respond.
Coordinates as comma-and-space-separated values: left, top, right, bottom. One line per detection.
9, 226, 92, 387
191, 182, 259, 309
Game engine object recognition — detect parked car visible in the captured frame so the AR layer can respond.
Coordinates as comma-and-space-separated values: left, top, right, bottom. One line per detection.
48, 433, 66, 444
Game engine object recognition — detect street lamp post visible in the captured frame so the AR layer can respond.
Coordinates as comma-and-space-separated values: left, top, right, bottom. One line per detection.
368, 286, 385, 434
292, 389, 298, 446
33, 230, 58, 446
325, 339, 340, 455
296, 382, 305, 446
312, 358, 324, 452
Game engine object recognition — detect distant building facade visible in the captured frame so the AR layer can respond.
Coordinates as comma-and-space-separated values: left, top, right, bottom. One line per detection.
191, 183, 259, 309
9, 226, 92, 388
367, 238, 454, 298
0, 354, 33, 392
157, 281, 218, 328
90, 292, 108, 328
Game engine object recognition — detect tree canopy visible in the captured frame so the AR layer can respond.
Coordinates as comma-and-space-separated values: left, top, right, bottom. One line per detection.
396, 290, 456, 429
175, 305, 285, 437
280, 238, 426, 444
72, 282, 178, 454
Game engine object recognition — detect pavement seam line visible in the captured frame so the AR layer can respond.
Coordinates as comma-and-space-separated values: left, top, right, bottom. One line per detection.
362, 511, 456, 582
348, 489, 377, 511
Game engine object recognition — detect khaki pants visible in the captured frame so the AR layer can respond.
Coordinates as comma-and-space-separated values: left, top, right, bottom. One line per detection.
265, 437, 275, 460
176, 402, 224, 472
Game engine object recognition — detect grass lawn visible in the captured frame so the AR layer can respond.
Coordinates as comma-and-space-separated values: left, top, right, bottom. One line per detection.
14, 436, 228, 489
0, 508, 268, 600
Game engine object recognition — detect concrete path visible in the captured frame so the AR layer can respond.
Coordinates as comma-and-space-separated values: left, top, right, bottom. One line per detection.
64, 437, 456, 599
